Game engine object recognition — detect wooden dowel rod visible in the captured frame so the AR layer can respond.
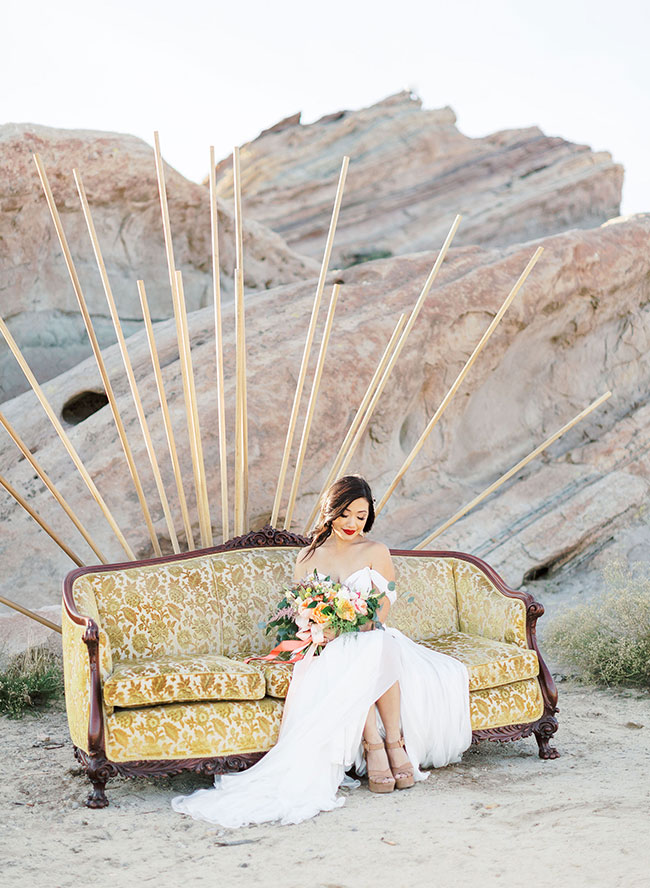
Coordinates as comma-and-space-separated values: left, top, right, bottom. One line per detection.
232, 150, 248, 533
0, 473, 84, 566
415, 391, 612, 549
303, 312, 408, 533
33, 153, 150, 557
233, 146, 244, 273
234, 266, 245, 536
376, 246, 544, 516
0, 410, 107, 563
137, 282, 195, 549
270, 155, 350, 528
153, 132, 211, 547
153, 131, 178, 291
0, 314, 135, 559
175, 270, 213, 546
0, 594, 61, 634
284, 284, 340, 530
209, 146, 229, 542
74, 170, 180, 554
325, 214, 462, 487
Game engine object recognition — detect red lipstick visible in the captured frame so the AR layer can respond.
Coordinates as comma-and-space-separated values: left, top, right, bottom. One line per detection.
342, 529, 356, 536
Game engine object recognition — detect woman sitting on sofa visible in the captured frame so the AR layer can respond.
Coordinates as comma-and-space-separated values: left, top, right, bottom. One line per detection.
172, 474, 471, 827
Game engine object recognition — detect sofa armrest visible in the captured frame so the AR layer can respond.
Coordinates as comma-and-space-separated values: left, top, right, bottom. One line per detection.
62, 571, 113, 754
450, 552, 558, 744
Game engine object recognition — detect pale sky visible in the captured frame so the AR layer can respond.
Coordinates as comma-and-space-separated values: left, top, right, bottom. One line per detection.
4, 0, 649, 214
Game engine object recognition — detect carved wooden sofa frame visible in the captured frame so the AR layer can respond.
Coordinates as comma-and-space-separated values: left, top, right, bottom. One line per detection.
62, 526, 559, 808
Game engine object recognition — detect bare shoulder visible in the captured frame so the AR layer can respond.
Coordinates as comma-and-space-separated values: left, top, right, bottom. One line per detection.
293, 545, 314, 580
367, 539, 394, 578
366, 539, 391, 558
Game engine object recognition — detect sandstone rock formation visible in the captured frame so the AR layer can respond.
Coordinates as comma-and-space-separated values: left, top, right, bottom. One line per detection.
215, 91, 623, 267
2, 213, 649, 617
0, 123, 319, 402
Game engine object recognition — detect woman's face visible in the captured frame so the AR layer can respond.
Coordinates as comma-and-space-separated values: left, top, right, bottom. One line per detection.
331, 497, 369, 542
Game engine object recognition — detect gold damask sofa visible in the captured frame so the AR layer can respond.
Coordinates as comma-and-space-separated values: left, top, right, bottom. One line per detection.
62, 527, 559, 807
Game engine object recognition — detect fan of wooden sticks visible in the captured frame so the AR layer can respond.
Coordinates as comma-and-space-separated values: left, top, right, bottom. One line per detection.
0, 136, 611, 634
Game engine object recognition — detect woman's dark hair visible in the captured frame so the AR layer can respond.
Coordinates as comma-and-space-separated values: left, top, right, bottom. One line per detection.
300, 475, 375, 561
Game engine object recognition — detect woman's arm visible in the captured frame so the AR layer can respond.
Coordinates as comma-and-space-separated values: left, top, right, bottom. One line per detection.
373, 542, 395, 624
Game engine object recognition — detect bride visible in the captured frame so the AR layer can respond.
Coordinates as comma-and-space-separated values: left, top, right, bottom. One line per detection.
171, 475, 472, 827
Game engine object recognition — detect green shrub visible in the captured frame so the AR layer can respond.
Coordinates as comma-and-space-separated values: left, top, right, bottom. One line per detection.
545, 561, 650, 687
0, 646, 63, 718
342, 249, 393, 268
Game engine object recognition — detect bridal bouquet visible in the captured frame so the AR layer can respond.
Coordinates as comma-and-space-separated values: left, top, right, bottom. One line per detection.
262, 571, 391, 659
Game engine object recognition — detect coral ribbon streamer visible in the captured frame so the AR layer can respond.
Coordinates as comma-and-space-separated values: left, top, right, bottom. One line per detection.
245, 639, 312, 664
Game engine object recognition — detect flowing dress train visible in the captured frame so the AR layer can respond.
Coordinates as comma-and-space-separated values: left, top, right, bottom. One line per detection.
171, 567, 472, 827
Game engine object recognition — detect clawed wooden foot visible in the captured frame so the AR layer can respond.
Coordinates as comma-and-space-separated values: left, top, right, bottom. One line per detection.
534, 715, 560, 759
86, 784, 109, 808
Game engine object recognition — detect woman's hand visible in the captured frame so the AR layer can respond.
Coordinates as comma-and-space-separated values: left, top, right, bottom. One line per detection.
322, 627, 337, 643
360, 622, 375, 632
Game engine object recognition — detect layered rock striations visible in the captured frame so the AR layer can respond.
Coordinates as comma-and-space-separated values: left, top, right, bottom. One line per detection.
1, 213, 649, 614
215, 91, 623, 267
0, 124, 319, 402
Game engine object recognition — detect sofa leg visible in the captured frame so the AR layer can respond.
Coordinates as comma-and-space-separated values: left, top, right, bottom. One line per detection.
85, 754, 111, 808
533, 714, 560, 760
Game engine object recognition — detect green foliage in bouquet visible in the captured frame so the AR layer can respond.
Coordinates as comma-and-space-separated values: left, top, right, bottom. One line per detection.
265, 570, 394, 651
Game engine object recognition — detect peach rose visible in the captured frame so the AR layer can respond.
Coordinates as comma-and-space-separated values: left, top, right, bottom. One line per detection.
312, 602, 332, 624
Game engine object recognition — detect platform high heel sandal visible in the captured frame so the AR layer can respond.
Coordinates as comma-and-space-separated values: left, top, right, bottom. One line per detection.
385, 736, 415, 789
362, 740, 396, 793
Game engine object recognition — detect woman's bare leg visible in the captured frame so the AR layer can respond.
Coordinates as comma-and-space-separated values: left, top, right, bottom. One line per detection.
362, 705, 393, 784
374, 682, 411, 778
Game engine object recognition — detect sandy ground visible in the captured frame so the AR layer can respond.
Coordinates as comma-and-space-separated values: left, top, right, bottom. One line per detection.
1, 681, 649, 888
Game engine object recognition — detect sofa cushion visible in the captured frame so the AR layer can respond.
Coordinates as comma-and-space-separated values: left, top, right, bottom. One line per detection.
105, 697, 284, 760
257, 661, 294, 698
213, 548, 298, 658
469, 678, 544, 731
103, 654, 266, 708
452, 558, 527, 647
419, 632, 539, 691
75, 556, 223, 662
390, 555, 459, 639
257, 633, 539, 699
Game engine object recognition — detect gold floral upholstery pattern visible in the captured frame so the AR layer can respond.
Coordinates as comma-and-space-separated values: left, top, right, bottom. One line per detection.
105, 697, 284, 760
390, 556, 459, 639
63, 546, 547, 762
452, 559, 527, 647
213, 548, 297, 658
256, 661, 294, 698
103, 655, 266, 708
419, 632, 539, 691
469, 678, 544, 730
72, 557, 222, 663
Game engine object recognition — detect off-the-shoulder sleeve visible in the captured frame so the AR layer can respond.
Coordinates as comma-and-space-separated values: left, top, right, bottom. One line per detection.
368, 569, 396, 604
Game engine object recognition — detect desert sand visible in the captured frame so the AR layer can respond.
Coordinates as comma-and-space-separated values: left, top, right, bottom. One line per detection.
1, 679, 648, 888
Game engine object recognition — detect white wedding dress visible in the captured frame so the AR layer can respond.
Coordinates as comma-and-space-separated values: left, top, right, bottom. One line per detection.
171, 567, 471, 827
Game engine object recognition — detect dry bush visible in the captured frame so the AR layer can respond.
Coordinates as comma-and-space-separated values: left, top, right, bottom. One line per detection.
545, 561, 650, 687
0, 645, 63, 718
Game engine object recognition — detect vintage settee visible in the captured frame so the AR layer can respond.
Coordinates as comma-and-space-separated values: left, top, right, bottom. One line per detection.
61, 527, 559, 807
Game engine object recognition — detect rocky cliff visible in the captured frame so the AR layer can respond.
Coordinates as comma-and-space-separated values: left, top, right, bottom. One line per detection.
0, 124, 318, 402
215, 91, 622, 266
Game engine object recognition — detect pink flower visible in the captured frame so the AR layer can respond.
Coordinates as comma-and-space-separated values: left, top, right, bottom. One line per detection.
353, 597, 368, 615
